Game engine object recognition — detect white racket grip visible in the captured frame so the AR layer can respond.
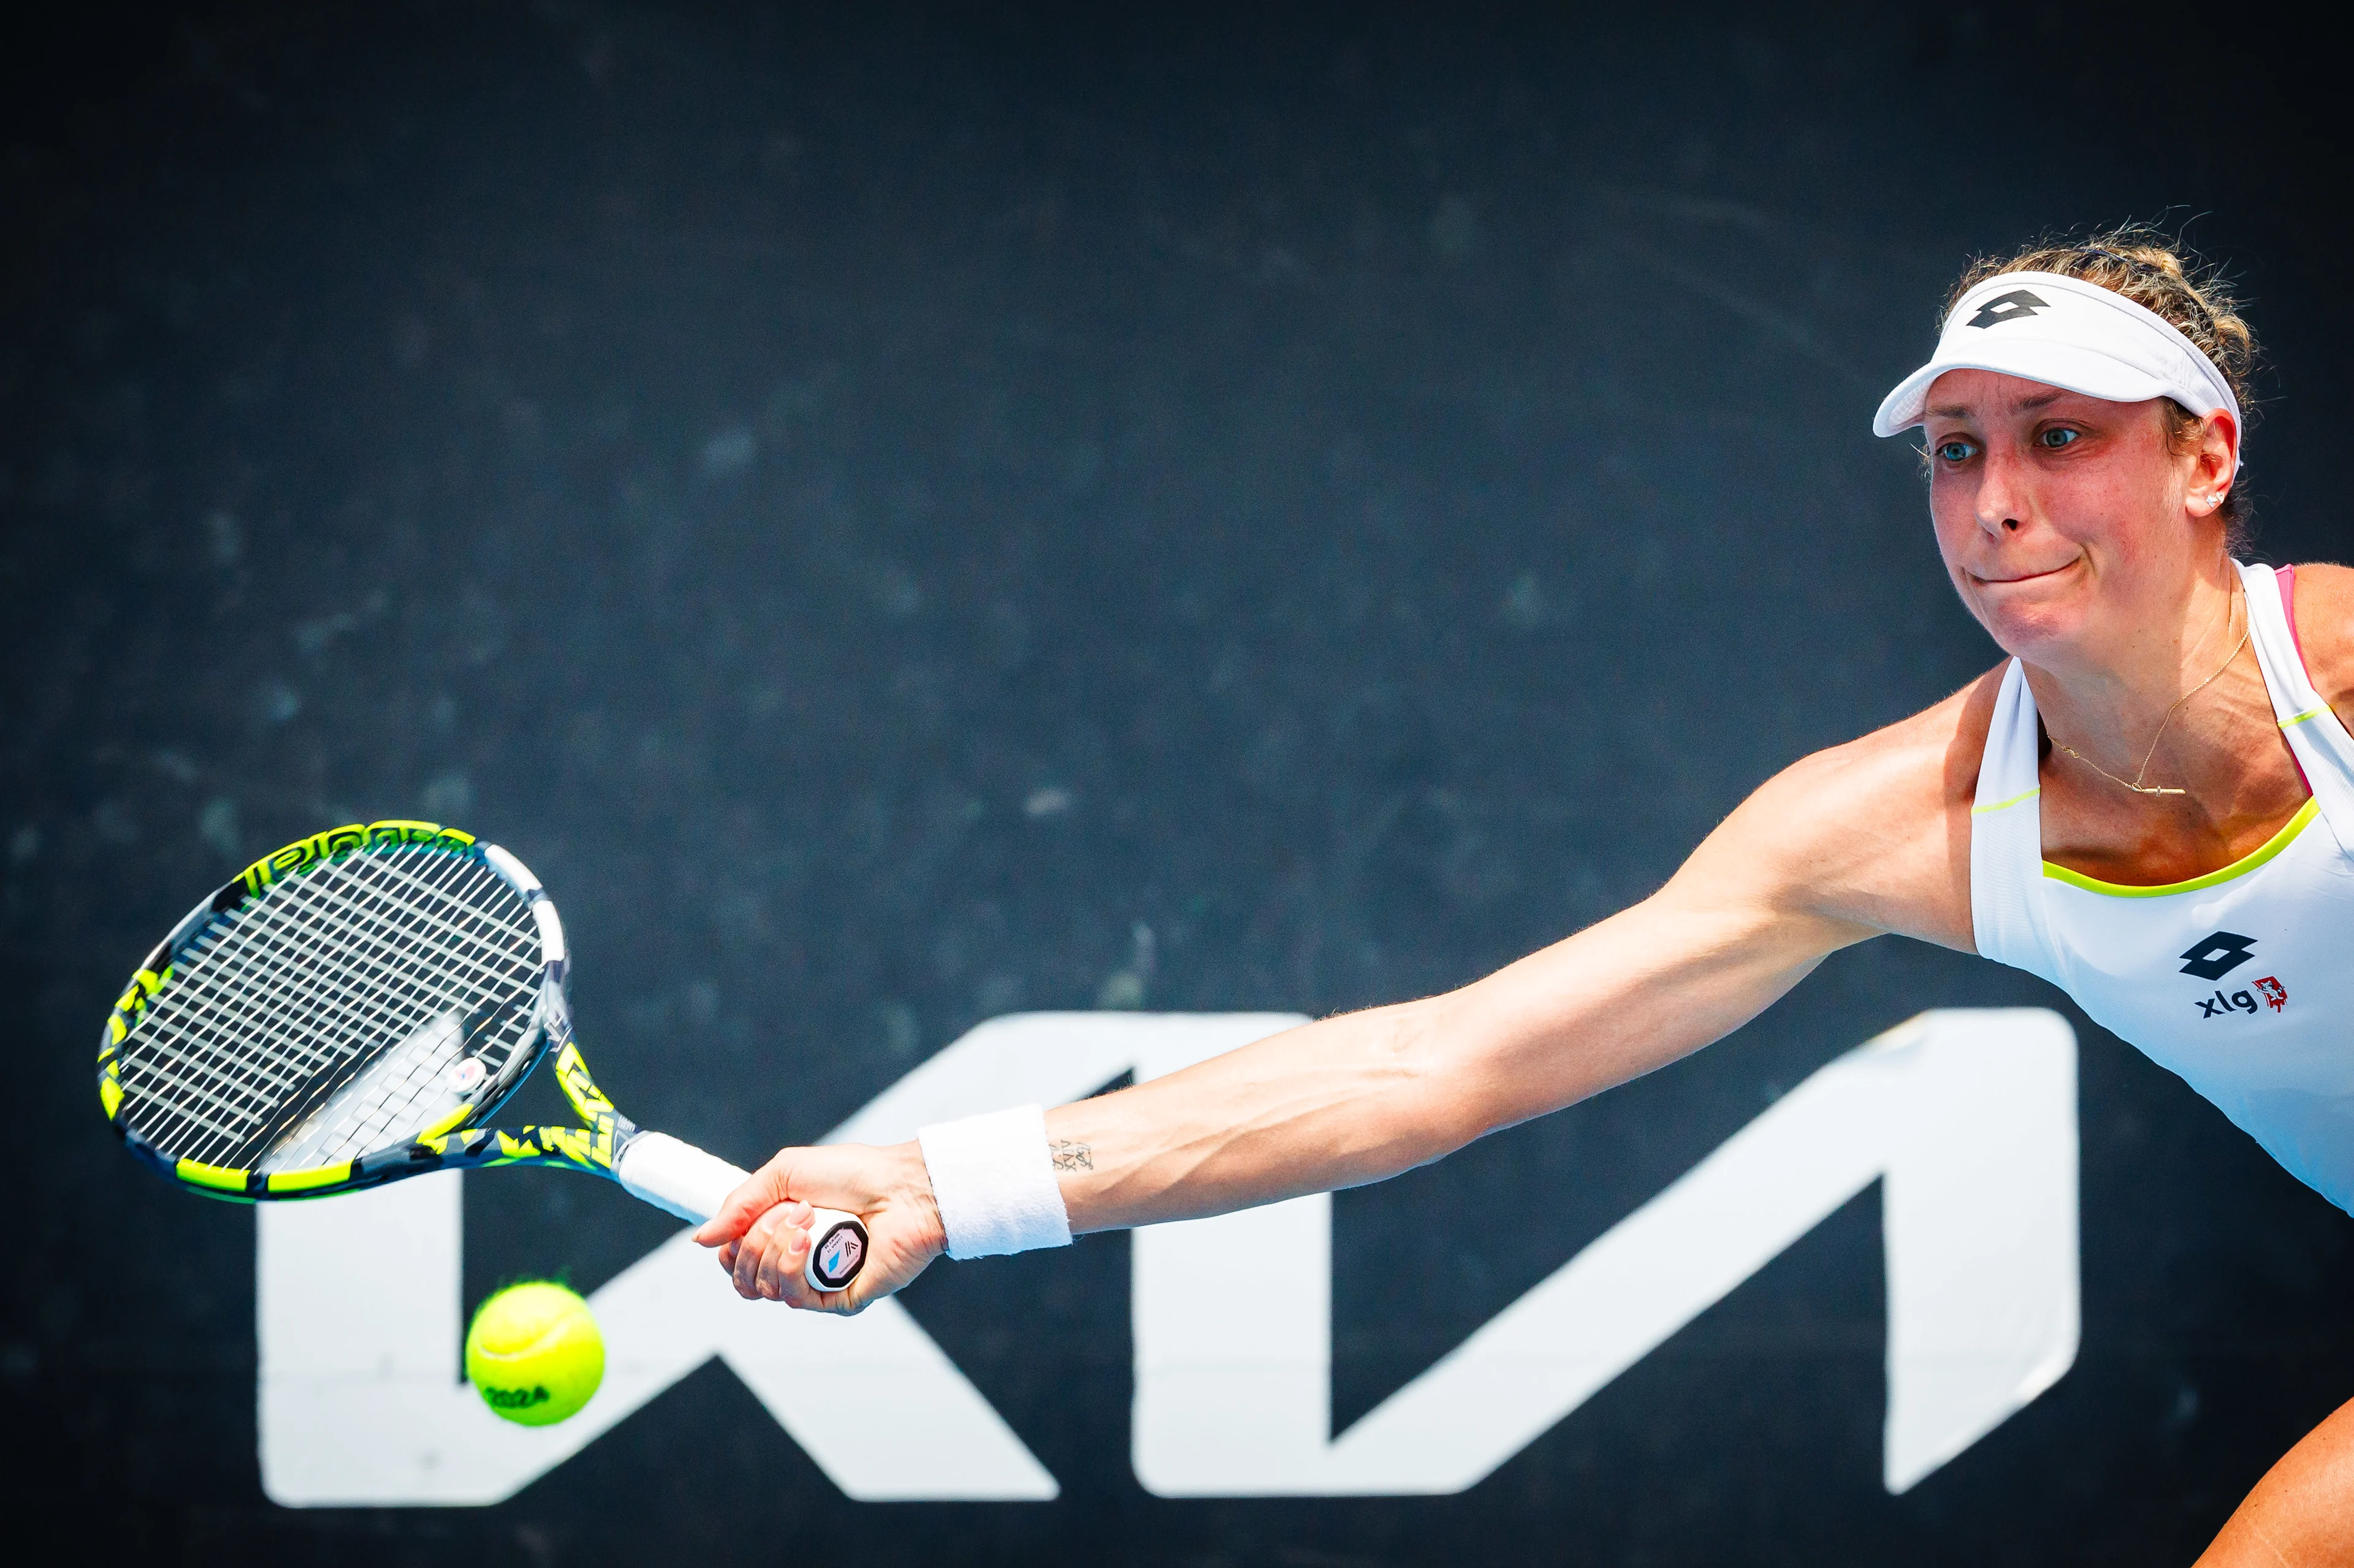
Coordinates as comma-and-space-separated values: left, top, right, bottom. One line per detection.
615, 1131, 745, 1222
615, 1132, 869, 1293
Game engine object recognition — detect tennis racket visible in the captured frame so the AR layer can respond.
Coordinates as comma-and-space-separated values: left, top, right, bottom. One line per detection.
96, 818, 868, 1294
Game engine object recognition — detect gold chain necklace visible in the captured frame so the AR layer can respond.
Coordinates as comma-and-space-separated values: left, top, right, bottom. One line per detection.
2051, 588, 2248, 797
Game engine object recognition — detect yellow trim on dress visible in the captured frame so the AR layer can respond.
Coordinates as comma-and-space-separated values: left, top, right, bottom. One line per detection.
2042, 797, 2320, 898
2279, 706, 2328, 728
1972, 786, 2043, 816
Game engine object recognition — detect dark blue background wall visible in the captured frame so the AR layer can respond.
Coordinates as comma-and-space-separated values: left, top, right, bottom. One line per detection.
7, 5, 2352, 1562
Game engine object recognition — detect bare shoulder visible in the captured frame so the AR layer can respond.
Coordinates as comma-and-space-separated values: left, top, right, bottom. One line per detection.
1680, 662, 2008, 953
2289, 561, 2354, 717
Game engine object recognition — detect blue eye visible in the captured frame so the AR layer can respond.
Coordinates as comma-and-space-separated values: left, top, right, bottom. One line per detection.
1935, 440, 1974, 463
2038, 427, 2079, 449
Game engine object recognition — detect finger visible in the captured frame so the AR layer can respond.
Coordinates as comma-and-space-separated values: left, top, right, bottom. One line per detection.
693, 1151, 799, 1247
753, 1221, 812, 1302
745, 1206, 801, 1298
715, 1239, 740, 1273
731, 1206, 790, 1300
741, 1224, 815, 1307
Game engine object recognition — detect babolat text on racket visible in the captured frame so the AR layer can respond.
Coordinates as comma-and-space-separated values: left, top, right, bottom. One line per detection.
96, 820, 867, 1294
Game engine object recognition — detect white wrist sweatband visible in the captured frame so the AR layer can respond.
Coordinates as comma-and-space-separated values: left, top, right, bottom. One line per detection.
916, 1104, 1073, 1260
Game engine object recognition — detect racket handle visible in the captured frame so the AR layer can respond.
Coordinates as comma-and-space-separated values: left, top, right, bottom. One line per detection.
615, 1131, 869, 1293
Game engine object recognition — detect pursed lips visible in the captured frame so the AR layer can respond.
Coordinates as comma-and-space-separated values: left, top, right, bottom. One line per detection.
1968, 558, 2081, 587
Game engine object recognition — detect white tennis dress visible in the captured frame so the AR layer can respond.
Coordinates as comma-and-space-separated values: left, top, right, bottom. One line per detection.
1973, 561, 2354, 1211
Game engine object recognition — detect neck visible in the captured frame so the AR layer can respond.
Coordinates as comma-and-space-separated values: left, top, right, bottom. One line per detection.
2023, 557, 2273, 809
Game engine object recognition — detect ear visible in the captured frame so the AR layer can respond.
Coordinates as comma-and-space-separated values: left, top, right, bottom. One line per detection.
2188, 410, 2239, 517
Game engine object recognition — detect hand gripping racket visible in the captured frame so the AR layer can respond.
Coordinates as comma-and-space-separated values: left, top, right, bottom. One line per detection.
96, 819, 867, 1294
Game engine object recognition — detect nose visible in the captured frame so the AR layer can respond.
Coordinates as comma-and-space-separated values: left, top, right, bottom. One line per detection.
1974, 446, 2028, 536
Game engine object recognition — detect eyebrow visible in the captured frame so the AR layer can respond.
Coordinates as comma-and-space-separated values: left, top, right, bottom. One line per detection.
1925, 389, 2068, 420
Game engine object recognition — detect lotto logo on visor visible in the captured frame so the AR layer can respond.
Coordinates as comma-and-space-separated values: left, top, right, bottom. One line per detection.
1871, 270, 2241, 469
1965, 289, 2049, 329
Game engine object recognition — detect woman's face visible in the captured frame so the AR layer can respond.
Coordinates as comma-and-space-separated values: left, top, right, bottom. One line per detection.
1921, 368, 2233, 668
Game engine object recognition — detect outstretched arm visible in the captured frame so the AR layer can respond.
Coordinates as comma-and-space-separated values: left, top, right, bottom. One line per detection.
1040, 862, 1861, 1235
696, 687, 1982, 1310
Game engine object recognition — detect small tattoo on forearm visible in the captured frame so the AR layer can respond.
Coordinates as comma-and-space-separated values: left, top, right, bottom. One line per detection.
1049, 1139, 1094, 1172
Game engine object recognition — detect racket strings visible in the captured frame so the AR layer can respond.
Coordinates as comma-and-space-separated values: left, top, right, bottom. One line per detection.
116, 847, 494, 1162
262, 1006, 480, 1173
126, 853, 499, 1113
131, 873, 525, 1163
131, 848, 512, 1118
116, 844, 543, 1169
126, 849, 536, 1167
152, 850, 524, 1108
158, 848, 538, 1165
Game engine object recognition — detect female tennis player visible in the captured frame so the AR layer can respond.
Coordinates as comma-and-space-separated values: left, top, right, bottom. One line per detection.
699, 230, 2354, 1564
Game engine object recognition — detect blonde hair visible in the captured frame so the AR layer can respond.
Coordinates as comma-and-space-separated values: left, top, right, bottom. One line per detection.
1945, 224, 2261, 544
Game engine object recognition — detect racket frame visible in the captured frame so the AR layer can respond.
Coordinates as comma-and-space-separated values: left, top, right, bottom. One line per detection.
101, 821, 653, 1205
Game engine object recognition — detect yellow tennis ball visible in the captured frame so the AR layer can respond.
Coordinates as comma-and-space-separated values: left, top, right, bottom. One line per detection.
465, 1281, 604, 1426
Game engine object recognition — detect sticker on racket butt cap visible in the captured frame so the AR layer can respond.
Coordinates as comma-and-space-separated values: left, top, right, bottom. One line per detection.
808, 1214, 868, 1292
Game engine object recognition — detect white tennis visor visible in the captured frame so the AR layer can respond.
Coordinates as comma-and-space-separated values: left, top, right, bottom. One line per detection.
1872, 269, 2241, 467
